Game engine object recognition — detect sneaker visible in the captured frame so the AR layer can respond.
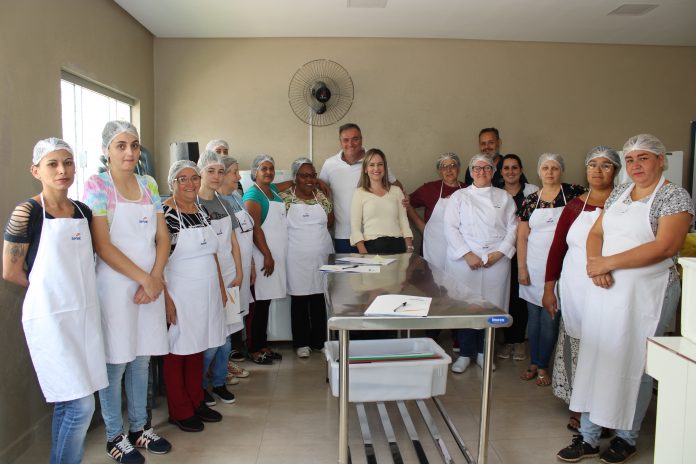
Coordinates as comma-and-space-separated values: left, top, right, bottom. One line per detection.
512, 342, 527, 361
296, 346, 311, 358
106, 434, 145, 464
249, 352, 273, 364
225, 373, 241, 385
229, 349, 246, 362
227, 361, 250, 378
204, 389, 216, 407
599, 437, 636, 463
451, 357, 471, 373
211, 385, 236, 404
168, 416, 204, 433
476, 353, 496, 371
195, 403, 223, 422
557, 434, 600, 462
128, 427, 171, 455
497, 344, 513, 359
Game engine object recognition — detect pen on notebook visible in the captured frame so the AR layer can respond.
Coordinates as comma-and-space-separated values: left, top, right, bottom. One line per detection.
392, 301, 407, 312
341, 265, 359, 270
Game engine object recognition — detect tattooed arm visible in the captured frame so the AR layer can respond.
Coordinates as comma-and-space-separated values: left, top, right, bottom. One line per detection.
3, 241, 29, 287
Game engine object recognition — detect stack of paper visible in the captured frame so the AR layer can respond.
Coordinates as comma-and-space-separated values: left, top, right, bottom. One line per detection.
335, 256, 396, 266
319, 264, 380, 273
364, 294, 432, 317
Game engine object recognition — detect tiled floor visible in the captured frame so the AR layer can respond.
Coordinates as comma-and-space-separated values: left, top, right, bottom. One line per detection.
15, 340, 657, 463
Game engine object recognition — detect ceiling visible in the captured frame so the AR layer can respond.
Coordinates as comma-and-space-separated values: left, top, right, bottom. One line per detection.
113, 0, 696, 46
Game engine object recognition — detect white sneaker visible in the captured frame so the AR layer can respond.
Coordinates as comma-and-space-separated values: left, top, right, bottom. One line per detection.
476, 353, 496, 371
451, 357, 471, 373
497, 344, 513, 359
512, 343, 527, 361
296, 346, 311, 358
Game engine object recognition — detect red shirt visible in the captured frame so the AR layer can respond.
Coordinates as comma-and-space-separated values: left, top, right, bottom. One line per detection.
410, 180, 466, 223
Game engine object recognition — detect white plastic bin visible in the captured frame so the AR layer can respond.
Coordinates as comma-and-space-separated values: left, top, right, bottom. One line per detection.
324, 338, 451, 402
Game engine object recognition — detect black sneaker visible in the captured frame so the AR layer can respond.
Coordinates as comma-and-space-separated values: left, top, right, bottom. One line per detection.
168, 416, 204, 433
128, 427, 172, 455
106, 434, 145, 464
600, 437, 636, 463
211, 386, 236, 404
229, 349, 246, 362
195, 402, 223, 422
204, 389, 216, 407
557, 434, 600, 462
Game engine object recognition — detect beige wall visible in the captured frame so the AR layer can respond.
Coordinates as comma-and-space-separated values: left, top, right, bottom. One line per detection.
154, 37, 696, 192
0, 1, 153, 461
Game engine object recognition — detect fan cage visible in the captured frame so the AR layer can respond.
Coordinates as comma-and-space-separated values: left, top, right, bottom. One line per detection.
289, 59, 354, 127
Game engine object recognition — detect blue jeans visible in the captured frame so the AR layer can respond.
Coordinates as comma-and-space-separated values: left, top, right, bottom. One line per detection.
579, 279, 681, 447
455, 329, 485, 357
527, 302, 560, 369
334, 239, 357, 254
203, 336, 231, 388
51, 394, 95, 464
99, 356, 150, 441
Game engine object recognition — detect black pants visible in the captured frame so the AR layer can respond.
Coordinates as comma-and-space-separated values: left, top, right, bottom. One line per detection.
364, 236, 406, 254
503, 255, 528, 344
290, 294, 327, 350
249, 299, 271, 352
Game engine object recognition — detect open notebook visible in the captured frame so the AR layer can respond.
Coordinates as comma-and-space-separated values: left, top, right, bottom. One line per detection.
363, 294, 432, 317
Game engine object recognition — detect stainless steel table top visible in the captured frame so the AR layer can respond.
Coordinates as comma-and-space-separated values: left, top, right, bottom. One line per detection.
325, 253, 512, 331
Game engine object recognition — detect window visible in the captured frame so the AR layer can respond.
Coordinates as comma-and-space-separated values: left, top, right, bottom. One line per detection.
60, 71, 134, 199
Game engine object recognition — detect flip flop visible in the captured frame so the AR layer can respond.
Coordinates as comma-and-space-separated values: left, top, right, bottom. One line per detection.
536, 373, 551, 387
520, 368, 538, 381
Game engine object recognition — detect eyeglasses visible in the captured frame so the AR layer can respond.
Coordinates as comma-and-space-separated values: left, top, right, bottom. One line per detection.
174, 175, 202, 184
297, 172, 317, 179
471, 165, 493, 173
439, 163, 458, 171
586, 162, 614, 172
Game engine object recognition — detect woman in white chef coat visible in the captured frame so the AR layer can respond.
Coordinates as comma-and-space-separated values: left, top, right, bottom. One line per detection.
196, 151, 243, 405
444, 154, 517, 373
161, 160, 227, 432
516, 153, 584, 387
83, 121, 171, 460
557, 134, 693, 463
279, 158, 334, 358
3, 138, 107, 464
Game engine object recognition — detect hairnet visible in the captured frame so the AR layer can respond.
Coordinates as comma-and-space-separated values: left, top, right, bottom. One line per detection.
205, 139, 229, 153
436, 152, 461, 170
585, 146, 621, 170
537, 153, 565, 174
197, 150, 224, 171
32, 137, 73, 165
622, 134, 666, 157
221, 156, 239, 172
291, 157, 313, 179
102, 121, 139, 150
168, 160, 199, 189
250, 154, 274, 181
468, 154, 496, 175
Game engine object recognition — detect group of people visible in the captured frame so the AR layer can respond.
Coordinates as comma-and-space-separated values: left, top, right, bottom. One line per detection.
4, 120, 692, 464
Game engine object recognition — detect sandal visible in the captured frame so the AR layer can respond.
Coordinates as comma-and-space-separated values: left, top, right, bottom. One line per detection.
567, 416, 580, 432
536, 372, 551, 387
249, 352, 272, 365
261, 348, 282, 360
520, 367, 538, 381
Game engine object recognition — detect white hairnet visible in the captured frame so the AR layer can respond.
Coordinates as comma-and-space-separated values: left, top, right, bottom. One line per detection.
537, 153, 565, 174
622, 134, 666, 157
436, 152, 460, 170
32, 137, 73, 165
585, 146, 621, 170
102, 121, 139, 150
205, 139, 229, 153
197, 150, 224, 170
168, 160, 199, 189
291, 157, 313, 179
221, 156, 239, 172
250, 154, 274, 181
468, 154, 496, 175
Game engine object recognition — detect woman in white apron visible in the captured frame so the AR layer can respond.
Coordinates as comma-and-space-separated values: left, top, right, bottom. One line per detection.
196, 151, 243, 405
558, 134, 693, 463
517, 153, 585, 387
162, 160, 227, 432
243, 155, 288, 364
444, 154, 517, 373
406, 152, 465, 269
280, 158, 335, 358
540, 147, 619, 433
83, 121, 171, 460
3, 138, 107, 464
498, 154, 539, 361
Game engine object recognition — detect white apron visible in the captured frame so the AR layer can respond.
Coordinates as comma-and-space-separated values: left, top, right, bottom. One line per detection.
444, 187, 511, 311
165, 203, 226, 355
570, 178, 671, 430
557, 195, 601, 338
286, 192, 334, 296
519, 188, 566, 307
424, 182, 460, 270
251, 187, 288, 301
22, 197, 108, 402
96, 176, 168, 364
229, 194, 254, 316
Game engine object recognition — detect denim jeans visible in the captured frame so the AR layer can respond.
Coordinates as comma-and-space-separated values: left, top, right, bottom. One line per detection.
579, 279, 681, 447
50, 394, 95, 464
203, 336, 231, 389
333, 239, 357, 254
99, 356, 150, 441
527, 302, 560, 369
455, 329, 485, 358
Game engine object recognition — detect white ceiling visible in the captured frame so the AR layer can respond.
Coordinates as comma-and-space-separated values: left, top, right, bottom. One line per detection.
113, 0, 696, 46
